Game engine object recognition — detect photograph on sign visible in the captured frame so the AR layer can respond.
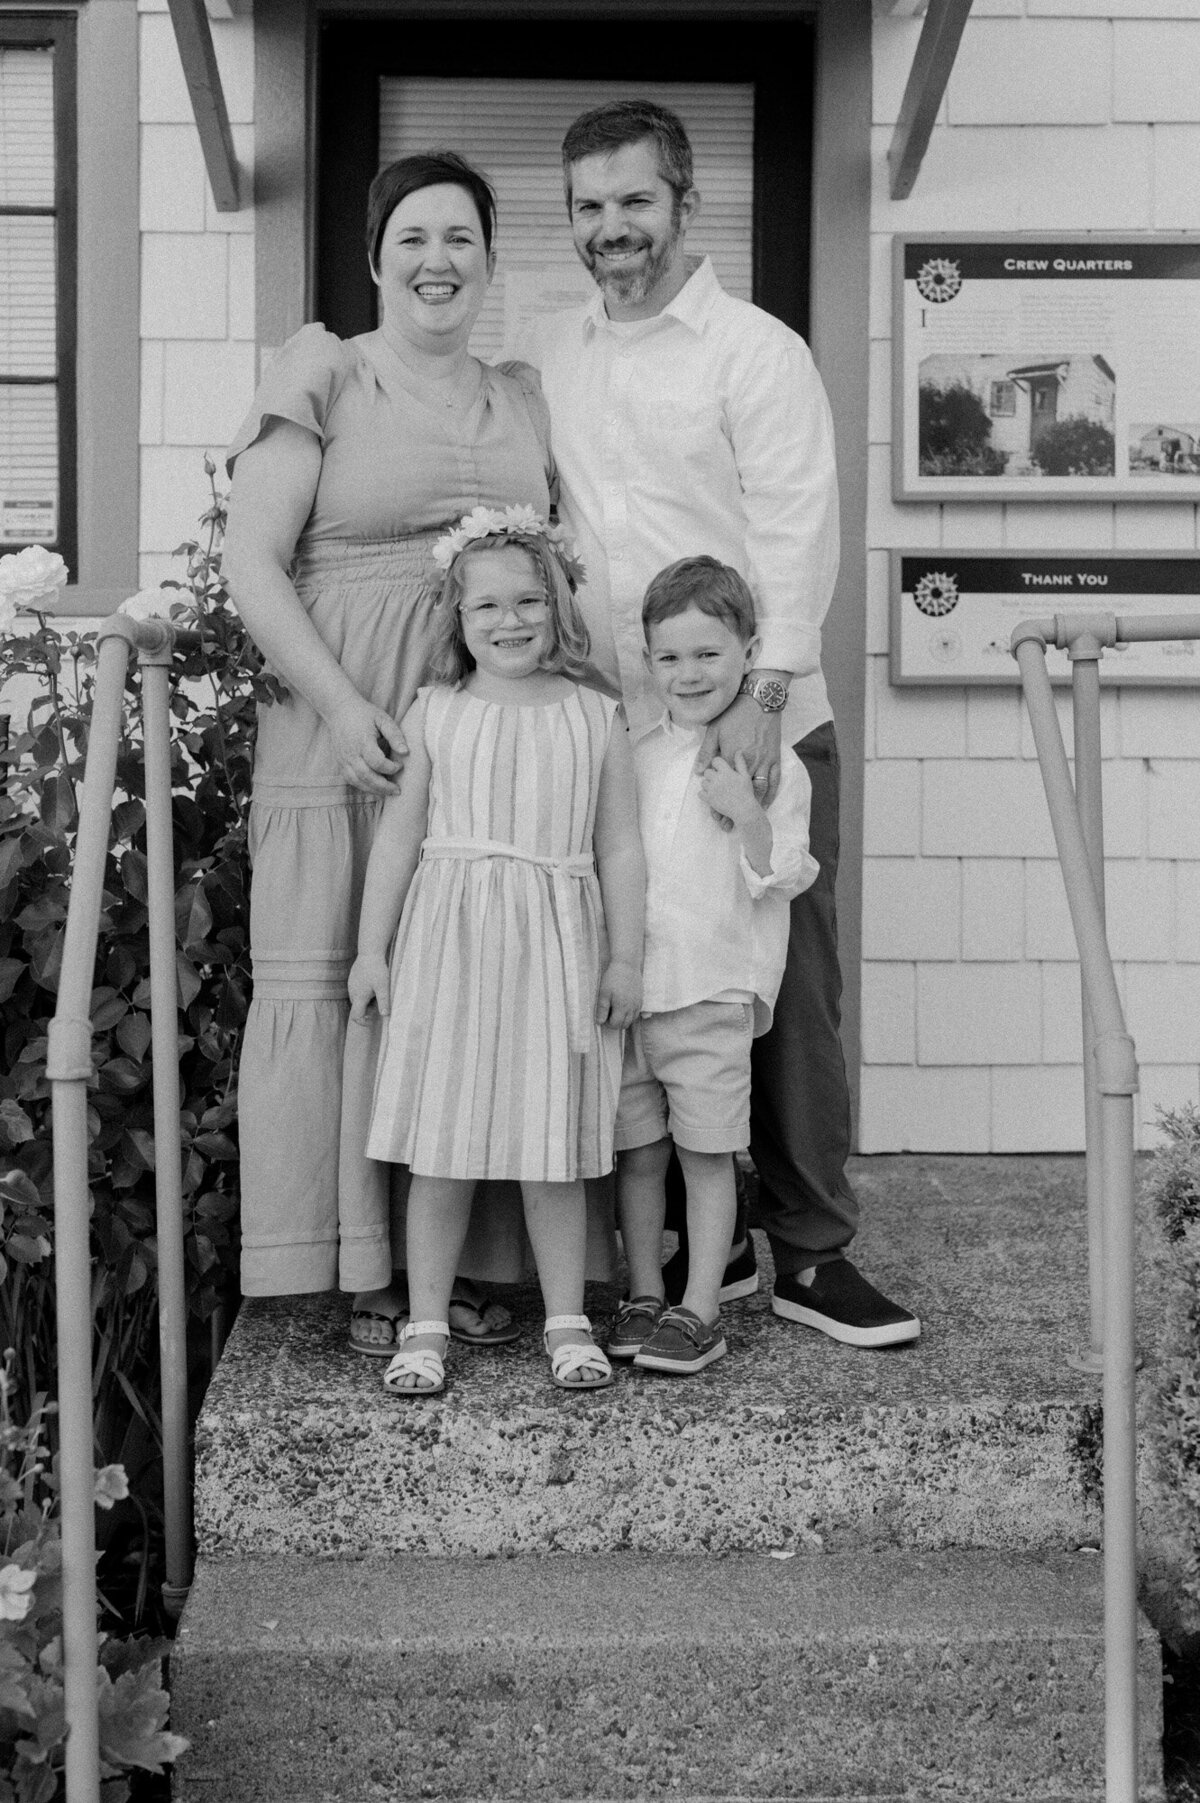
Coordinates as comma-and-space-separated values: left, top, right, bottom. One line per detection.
893, 237, 1200, 501
891, 552, 1200, 686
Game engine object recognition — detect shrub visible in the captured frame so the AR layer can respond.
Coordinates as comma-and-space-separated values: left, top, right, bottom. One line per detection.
0, 1348, 187, 1801
0, 465, 276, 1536
918, 380, 1006, 474
1033, 416, 1115, 477
1142, 1104, 1200, 1654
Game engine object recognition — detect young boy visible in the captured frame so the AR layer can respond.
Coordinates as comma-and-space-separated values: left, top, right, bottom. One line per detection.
610, 556, 819, 1375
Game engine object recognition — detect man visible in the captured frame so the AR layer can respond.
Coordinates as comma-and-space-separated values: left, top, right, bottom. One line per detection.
527, 99, 917, 1348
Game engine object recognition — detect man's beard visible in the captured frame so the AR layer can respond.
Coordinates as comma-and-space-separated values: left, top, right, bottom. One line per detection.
580, 207, 683, 308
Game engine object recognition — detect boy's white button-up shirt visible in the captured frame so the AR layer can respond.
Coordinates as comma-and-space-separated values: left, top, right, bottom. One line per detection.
524, 258, 841, 746
634, 716, 819, 1035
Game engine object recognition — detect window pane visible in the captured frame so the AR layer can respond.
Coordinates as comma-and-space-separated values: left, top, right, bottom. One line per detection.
0, 215, 56, 376
0, 383, 57, 543
0, 46, 54, 209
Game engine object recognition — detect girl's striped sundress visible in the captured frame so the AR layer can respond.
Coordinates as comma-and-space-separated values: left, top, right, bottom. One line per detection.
366, 682, 623, 1182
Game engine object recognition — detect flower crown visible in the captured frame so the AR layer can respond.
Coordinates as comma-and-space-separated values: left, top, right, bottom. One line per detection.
431, 506, 586, 589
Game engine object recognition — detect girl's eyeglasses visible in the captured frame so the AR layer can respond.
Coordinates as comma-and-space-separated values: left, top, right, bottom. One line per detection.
460, 598, 549, 626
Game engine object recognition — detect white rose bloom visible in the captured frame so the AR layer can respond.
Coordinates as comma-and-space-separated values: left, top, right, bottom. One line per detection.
0, 545, 69, 618
118, 588, 173, 621
0, 1564, 36, 1622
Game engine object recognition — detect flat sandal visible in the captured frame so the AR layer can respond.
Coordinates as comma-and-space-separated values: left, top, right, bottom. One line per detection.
543, 1313, 613, 1391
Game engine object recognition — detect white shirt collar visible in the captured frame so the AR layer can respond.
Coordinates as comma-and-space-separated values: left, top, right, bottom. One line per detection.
580, 255, 719, 342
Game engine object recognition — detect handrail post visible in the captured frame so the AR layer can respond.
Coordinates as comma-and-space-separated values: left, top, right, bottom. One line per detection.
1013, 617, 1141, 1803
1068, 628, 1107, 1373
47, 631, 136, 1803
139, 640, 193, 1614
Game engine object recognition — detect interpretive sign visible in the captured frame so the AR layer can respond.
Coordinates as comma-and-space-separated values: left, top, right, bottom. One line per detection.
894, 236, 1200, 501
891, 552, 1200, 685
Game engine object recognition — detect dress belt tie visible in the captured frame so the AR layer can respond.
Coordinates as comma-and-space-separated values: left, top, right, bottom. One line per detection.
419, 837, 599, 1054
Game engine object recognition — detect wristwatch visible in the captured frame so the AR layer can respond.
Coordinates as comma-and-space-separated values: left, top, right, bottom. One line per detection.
739, 673, 789, 713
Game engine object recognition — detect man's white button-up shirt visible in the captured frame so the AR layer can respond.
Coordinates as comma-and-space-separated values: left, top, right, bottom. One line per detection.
528, 258, 841, 746
634, 716, 819, 1034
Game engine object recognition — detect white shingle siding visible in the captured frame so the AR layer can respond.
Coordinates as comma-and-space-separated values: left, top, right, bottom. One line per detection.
137, 6, 256, 591
863, 4, 1200, 1151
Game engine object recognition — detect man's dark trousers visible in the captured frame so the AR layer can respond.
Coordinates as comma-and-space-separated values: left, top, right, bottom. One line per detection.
748, 717, 859, 1274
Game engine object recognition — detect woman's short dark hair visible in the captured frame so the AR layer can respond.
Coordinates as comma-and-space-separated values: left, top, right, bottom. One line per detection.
642, 556, 757, 644
366, 151, 497, 274
561, 100, 694, 207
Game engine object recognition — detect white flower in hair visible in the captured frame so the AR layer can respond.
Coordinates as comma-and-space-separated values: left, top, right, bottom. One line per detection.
502, 504, 543, 535
430, 506, 587, 588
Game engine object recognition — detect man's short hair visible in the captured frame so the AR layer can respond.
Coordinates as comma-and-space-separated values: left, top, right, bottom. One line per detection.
562, 100, 694, 205
642, 556, 757, 644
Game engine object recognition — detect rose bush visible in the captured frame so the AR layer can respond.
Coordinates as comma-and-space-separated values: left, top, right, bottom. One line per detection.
0, 464, 279, 1599
0, 1350, 187, 1801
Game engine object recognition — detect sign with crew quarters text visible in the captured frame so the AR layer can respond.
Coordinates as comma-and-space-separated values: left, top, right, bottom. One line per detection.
891, 552, 1200, 686
894, 236, 1200, 501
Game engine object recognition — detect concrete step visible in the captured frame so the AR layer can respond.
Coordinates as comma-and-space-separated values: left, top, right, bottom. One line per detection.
171, 1549, 1163, 1802
195, 1158, 1132, 1559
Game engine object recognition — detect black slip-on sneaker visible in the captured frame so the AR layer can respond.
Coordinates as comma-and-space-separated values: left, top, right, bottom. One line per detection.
771, 1259, 920, 1349
662, 1236, 759, 1308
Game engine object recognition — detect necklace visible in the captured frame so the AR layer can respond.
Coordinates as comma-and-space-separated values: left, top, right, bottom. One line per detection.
375, 331, 479, 409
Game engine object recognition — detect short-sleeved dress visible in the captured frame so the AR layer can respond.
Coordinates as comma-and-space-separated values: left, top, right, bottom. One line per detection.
227, 323, 558, 1296
367, 685, 623, 1183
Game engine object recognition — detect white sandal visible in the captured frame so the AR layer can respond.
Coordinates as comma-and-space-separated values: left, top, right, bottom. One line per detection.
543, 1314, 613, 1392
382, 1320, 449, 1397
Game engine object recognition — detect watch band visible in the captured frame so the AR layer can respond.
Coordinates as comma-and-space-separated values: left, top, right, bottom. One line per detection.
739, 673, 789, 714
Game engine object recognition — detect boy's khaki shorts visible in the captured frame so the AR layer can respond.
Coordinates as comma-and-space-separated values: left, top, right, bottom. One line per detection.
614, 999, 755, 1155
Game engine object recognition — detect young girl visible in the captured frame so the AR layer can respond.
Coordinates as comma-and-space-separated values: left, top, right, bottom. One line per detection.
347, 507, 644, 1397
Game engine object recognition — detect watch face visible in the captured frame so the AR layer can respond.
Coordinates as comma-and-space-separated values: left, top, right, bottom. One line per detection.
746, 677, 787, 712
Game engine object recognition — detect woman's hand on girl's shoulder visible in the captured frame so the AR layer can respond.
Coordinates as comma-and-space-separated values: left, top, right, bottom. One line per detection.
327, 696, 409, 794
596, 960, 642, 1031
348, 953, 391, 1023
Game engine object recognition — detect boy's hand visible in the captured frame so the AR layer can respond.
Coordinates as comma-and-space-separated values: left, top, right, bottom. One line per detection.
348, 953, 391, 1023
698, 693, 782, 806
596, 959, 641, 1030
699, 753, 765, 829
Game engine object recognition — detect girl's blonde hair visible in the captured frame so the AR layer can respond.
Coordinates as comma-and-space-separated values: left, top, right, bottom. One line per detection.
427, 534, 592, 685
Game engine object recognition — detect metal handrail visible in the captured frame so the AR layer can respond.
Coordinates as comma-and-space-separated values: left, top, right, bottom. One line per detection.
45, 614, 199, 1802
1011, 607, 1200, 1803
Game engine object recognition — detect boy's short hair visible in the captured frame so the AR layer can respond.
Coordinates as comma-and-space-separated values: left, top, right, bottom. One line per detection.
642, 556, 757, 644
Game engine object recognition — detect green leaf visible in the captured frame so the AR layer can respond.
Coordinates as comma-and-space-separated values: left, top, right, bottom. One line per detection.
90, 989, 128, 1033
115, 1012, 151, 1061
97, 1058, 148, 1097
123, 1129, 156, 1170
190, 1130, 236, 1161
0, 1171, 43, 1210
176, 883, 213, 952
0, 959, 25, 1004
175, 953, 201, 1010
119, 850, 148, 904
0, 840, 23, 892
0, 1100, 34, 1145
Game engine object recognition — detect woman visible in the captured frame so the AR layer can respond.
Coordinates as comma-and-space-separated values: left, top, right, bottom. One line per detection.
224, 150, 556, 1350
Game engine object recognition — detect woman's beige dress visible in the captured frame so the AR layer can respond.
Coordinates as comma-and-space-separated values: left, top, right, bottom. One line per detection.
228, 323, 562, 1296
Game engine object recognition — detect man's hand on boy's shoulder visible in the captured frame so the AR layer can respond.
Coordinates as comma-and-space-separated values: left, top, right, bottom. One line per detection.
697, 688, 784, 809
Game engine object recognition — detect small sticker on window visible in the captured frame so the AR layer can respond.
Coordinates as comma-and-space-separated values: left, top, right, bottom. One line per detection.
0, 500, 57, 542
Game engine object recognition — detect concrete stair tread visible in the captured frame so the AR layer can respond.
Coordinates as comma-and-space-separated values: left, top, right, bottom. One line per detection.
172, 1550, 1163, 1801
196, 1158, 1159, 1558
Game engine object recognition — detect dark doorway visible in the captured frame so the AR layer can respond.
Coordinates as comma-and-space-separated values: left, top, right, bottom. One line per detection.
315, 15, 816, 342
